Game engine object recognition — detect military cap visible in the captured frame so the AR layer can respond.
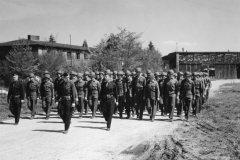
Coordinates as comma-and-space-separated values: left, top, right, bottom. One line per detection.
132, 71, 136, 76
77, 73, 83, 78
113, 71, 118, 75
135, 67, 142, 73
29, 73, 34, 78
149, 73, 155, 79
143, 73, 147, 77
178, 72, 183, 76
84, 71, 89, 76
146, 69, 152, 75
57, 70, 62, 75
192, 72, 198, 76
126, 70, 131, 76
63, 72, 69, 77
184, 71, 191, 76
117, 71, 124, 76
99, 71, 104, 75
95, 71, 99, 75
110, 71, 113, 75
161, 72, 167, 76
105, 69, 111, 75
168, 70, 174, 75
89, 72, 96, 77
70, 71, 76, 76
44, 70, 50, 75
45, 74, 50, 79
154, 72, 160, 76
173, 73, 177, 77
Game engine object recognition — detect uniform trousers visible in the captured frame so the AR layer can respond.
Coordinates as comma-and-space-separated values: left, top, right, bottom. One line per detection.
61, 99, 72, 131
118, 96, 125, 117
88, 96, 98, 117
177, 101, 183, 116
29, 96, 37, 117
102, 97, 115, 128
148, 98, 157, 120
199, 93, 203, 113
135, 94, 145, 119
167, 94, 176, 120
9, 97, 22, 124
42, 96, 52, 117
84, 100, 89, 114
193, 95, 200, 115
77, 96, 84, 117
183, 97, 193, 119
125, 96, 133, 117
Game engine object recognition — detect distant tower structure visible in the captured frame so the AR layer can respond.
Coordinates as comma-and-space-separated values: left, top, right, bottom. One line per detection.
182, 48, 184, 52
83, 40, 88, 48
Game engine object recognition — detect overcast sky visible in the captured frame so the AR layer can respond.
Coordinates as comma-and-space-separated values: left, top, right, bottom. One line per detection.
0, 0, 240, 55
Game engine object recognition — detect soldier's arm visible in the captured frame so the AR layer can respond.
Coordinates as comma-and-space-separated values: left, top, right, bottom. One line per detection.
143, 78, 146, 99
71, 82, 77, 104
36, 83, 40, 99
156, 82, 160, 100
113, 83, 118, 102
176, 80, 179, 97
192, 81, 195, 99
97, 82, 101, 97
25, 82, 29, 98
20, 82, 25, 100
7, 83, 12, 101
85, 82, 88, 99
51, 83, 54, 99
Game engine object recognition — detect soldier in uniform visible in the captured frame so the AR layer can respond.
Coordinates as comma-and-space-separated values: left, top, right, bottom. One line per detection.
112, 71, 118, 82
125, 71, 133, 118
132, 67, 146, 120
83, 71, 90, 115
154, 72, 161, 112
99, 70, 118, 131
199, 72, 205, 111
192, 72, 203, 116
75, 73, 86, 118
7, 73, 25, 125
163, 70, 179, 122
180, 72, 195, 121
40, 74, 54, 119
176, 72, 184, 116
95, 71, 100, 81
54, 70, 62, 115
158, 72, 167, 116
145, 73, 160, 122
115, 71, 126, 118
85, 72, 101, 119
204, 72, 211, 102
132, 71, 136, 79
58, 72, 76, 134
26, 73, 40, 120
98, 71, 104, 84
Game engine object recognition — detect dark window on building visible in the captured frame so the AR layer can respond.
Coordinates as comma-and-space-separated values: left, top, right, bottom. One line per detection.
67, 52, 72, 59
76, 53, 80, 59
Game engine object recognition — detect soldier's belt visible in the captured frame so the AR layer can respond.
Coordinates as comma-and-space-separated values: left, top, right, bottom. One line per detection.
11, 95, 20, 98
103, 94, 113, 99
60, 96, 71, 100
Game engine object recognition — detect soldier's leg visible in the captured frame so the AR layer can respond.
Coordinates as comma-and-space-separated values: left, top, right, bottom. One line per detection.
126, 97, 131, 118
169, 95, 176, 120
185, 97, 192, 120
118, 96, 124, 118
151, 99, 157, 121
196, 96, 200, 114
88, 97, 93, 116
64, 100, 72, 131
107, 97, 115, 129
139, 96, 144, 120
46, 97, 52, 118
84, 100, 89, 115
199, 94, 202, 113
42, 97, 47, 114
92, 97, 98, 118
13, 97, 21, 124
79, 97, 84, 118
30, 97, 37, 117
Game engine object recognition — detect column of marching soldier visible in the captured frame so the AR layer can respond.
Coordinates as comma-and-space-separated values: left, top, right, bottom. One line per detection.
7, 67, 211, 134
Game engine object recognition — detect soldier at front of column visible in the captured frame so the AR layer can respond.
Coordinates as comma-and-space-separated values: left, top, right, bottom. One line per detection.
58, 72, 76, 134
26, 73, 40, 120
54, 70, 62, 115
132, 67, 146, 120
85, 72, 101, 119
115, 71, 126, 119
176, 72, 184, 116
40, 74, 54, 120
192, 72, 203, 117
158, 72, 167, 116
99, 70, 118, 131
180, 72, 195, 121
154, 72, 161, 112
83, 71, 90, 115
75, 73, 86, 118
7, 73, 25, 125
125, 70, 133, 118
163, 70, 179, 122
145, 73, 160, 122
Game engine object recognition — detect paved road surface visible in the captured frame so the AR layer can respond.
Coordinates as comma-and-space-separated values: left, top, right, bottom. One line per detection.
0, 80, 239, 160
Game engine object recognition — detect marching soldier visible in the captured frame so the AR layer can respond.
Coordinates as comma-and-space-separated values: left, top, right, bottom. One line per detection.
115, 71, 126, 118
75, 73, 86, 118
180, 72, 195, 121
145, 73, 160, 122
58, 72, 77, 134
163, 70, 179, 122
176, 72, 184, 116
98, 71, 104, 84
158, 72, 167, 116
192, 72, 203, 116
95, 71, 100, 81
204, 72, 211, 102
132, 67, 146, 120
40, 74, 54, 119
26, 73, 40, 120
83, 71, 90, 115
70, 71, 78, 115
199, 72, 205, 112
154, 72, 161, 112
85, 72, 101, 119
132, 71, 137, 79
7, 73, 25, 125
112, 71, 118, 83
99, 70, 118, 131
125, 71, 133, 118
54, 70, 63, 115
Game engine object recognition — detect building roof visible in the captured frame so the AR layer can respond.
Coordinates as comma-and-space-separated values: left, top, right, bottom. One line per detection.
0, 39, 97, 52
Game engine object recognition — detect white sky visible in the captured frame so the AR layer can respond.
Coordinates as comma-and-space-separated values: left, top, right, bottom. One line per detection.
0, 0, 240, 55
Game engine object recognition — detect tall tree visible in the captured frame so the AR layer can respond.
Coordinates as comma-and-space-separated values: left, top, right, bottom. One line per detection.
148, 41, 155, 51
49, 34, 56, 43
5, 39, 38, 77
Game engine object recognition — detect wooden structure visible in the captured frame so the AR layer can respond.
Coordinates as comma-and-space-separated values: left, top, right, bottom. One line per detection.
162, 52, 240, 79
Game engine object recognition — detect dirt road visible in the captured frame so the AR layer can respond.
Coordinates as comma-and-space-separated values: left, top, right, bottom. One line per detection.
0, 80, 239, 160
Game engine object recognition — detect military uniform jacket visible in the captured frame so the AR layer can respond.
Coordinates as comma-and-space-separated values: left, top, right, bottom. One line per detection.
180, 78, 195, 98
7, 81, 25, 100
163, 77, 179, 97
99, 80, 118, 101
193, 78, 203, 96
75, 80, 86, 98
26, 80, 40, 98
40, 81, 54, 98
115, 79, 126, 98
132, 76, 146, 97
54, 77, 61, 94
58, 79, 77, 103
158, 79, 165, 98
125, 79, 133, 98
86, 79, 101, 98
146, 80, 160, 100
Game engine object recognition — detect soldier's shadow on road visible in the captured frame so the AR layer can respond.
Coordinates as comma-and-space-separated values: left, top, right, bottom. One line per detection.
32, 129, 63, 133
0, 122, 14, 125
74, 126, 106, 130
